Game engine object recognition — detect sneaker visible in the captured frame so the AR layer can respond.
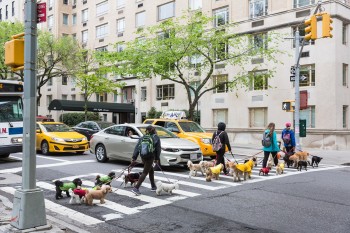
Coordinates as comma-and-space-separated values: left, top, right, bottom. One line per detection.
131, 187, 141, 196
151, 186, 157, 192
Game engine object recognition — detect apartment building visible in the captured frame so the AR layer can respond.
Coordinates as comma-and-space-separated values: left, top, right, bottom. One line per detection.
3, 0, 350, 149
0, 0, 24, 22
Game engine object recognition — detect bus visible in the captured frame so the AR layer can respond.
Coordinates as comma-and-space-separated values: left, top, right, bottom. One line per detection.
0, 80, 24, 158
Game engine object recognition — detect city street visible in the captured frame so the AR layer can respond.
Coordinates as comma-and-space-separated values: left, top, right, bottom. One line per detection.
1, 151, 349, 233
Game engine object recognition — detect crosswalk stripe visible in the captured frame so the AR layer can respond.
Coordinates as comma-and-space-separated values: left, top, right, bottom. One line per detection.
140, 182, 200, 197
0, 187, 103, 226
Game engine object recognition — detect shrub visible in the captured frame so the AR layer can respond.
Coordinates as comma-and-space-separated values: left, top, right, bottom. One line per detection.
59, 112, 100, 126
147, 107, 162, 119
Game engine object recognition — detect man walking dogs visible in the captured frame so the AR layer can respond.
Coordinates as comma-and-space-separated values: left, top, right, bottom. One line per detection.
212, 122, 231, 175
131, 125, 161, 195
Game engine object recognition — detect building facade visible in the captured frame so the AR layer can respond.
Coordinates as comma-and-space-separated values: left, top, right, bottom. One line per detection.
2, 0, 350, 149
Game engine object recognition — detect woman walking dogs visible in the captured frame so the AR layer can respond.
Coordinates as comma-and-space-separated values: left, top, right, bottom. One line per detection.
212, 122, 231, 175
262, 122, 280, 168
131, 125, 161, 196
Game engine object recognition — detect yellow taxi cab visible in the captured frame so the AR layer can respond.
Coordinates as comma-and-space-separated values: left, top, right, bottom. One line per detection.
144, 111, 216, 158
36, 120, 89, 155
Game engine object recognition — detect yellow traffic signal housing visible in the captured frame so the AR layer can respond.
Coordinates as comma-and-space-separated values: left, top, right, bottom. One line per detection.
4, 33, 25, 69
322, 13, 333, 38
304, 15, 317, 41
282, 100, 295, 112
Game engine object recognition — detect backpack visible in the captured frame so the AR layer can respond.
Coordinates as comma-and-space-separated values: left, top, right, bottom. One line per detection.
262, 132, 272, 147
212, 131, 223, 152
282, 131, 291, 145
139, 134, 155, 158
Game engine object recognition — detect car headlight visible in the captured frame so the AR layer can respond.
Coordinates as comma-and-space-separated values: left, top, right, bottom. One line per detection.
82, 137, 87, 141
11, 137, 23, 143
200, 138, 211, 144
51, 137, 65, 142
162, 147, 180, 152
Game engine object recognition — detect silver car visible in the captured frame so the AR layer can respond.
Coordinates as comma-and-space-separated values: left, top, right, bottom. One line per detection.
89, 123, 203, 166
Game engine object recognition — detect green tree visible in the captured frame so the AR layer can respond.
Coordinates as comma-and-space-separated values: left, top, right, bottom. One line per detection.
97, 13, 283, 120
0, 21, 24, 80
73, 49, 125, 121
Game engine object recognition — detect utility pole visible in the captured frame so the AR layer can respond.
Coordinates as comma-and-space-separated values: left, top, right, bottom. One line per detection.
11, 1, 47, 230
294, 30, 301, 151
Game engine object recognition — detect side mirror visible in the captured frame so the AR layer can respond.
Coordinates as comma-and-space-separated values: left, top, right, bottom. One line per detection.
36, 129, 41, 133
130, 135, 140, 140
171, 128, 180, 133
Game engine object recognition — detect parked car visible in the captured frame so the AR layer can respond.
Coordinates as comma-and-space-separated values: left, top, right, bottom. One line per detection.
89, 123, 203, 166
36, 120, 89, 155
72, 121, 115, 140
144, 111, 216, 159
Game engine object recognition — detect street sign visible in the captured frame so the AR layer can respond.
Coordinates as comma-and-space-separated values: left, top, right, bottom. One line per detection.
290, 76, 295, 82
37, 2, 47, 23
290, 66, 296, 75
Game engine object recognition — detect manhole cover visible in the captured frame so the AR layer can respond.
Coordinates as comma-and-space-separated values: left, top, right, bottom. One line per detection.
341, 163, 350, 166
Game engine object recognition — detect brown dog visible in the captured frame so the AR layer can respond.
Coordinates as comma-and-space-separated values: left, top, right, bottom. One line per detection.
205, 164, 223, 182
85, 185, 112, 206
294, 151, 309, 161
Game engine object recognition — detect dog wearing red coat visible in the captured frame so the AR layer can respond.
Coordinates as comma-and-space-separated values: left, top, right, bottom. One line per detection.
69, 186, 88, 204
259, 167, 270, 176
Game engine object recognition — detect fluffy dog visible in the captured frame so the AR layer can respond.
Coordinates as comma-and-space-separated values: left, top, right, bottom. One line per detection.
297, 161, 308, 171
226, 162, 245, 182
95, 171, 116, 187
122, 172, 142, 187
283, 153, 294, 168
288, 154, 299, 168
54, 178, 82, 200
187, 161, 205, 177
205, 164, 223, 182
294, 151, 309, 161
309, 156, 323, 168
69, 186, 88, 205
201, 159, 216, 172
267, 154, 274, 169
244, 156, 257, 167
276, 163, 285, 175
259, 167, 270, 176
85, 185, 112, 206
155, 181, 179, 195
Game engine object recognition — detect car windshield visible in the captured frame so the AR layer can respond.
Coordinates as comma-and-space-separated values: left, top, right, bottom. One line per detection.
0, 97, 23, 123
137, 126, 177, 138
41, 123, 74, 132
178, 122, 205, 133
97, 122, 115, 129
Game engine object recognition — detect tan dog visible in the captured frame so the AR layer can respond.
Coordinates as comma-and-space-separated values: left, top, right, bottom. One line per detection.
226, 162, 245, 182
205, 164, 223, 182
233, 159, 255, 181
201, 160, 216, 172
294, 151, 309, 161
187, 161, 205, 178
267, 154, 274, 169
85, 185, 112, 206
276, 162, 285, 175
288, 154, 299, 168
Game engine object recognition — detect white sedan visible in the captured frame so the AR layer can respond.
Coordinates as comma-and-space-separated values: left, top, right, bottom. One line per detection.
89, 123, 203, 166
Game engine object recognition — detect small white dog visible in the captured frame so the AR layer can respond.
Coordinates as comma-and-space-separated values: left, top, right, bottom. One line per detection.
187, 161, 205, 178
155, 181, 179, 196
68, 189, 83, 205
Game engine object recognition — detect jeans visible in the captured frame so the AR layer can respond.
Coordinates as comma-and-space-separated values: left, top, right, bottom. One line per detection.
215, 151, 227, 174
135, 157, 156, 189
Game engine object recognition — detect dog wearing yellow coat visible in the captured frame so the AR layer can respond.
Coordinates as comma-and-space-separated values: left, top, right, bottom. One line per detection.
232, 159, 255, 182
205, 164, 223, 182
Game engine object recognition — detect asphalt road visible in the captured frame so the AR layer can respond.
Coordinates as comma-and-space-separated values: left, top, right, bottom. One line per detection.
0, 152, 349, 233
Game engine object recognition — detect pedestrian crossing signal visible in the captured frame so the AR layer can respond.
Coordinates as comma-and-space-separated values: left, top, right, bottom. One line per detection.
282, 101, 295, 112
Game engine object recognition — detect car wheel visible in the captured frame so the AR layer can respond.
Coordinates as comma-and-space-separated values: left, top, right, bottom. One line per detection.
95, 144, 108, 163
0, 154, 10, 158
41, 141, 50, 155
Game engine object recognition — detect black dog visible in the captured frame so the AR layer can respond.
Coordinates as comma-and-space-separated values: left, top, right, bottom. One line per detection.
283, 154, 294, 168
308, 156, 323, 168
54, 178, 82, 200
95, 172, 116, 187
123, 172, 142, 187
297, 161, 308, 171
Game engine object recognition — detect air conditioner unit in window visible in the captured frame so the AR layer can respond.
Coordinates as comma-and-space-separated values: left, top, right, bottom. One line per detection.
99, 38, 104, 42
82, 22, 87, 27
72, 5, 76, 9
83, 0, 87, 4
117, 32, 123, 37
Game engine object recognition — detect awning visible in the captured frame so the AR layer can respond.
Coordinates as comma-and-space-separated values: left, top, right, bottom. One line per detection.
48, 99, 135, 113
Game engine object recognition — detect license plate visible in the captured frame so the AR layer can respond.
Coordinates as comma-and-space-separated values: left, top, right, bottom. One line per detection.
72, 145, 79, 149
190, 153, 197, 160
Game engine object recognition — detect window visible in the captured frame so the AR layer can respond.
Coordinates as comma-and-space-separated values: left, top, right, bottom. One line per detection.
72, 14, 77, 25
96, 46, 108, 52
189, 54, 203, 68
96, 93, 108, 102
114, 93, 118, 102
299, 106, 315, 128
96, 1, 108, 16
251, 33, 268, 50
11, 1, 14, 16
62, 75, 68, 85
117, 43, 125, 52
343, 106, 348, 128
117, 0, 125, 9
189, 0, 202, 10
293, 0, 315, 8
72, 33, 76, 40
215, 41, 228, 61
63, 0, 68, 5
73, 0, 77, 6
136, 11, 145, 28
213, 109, 228, 127
71, 95, 76, 101
82, 9, 88, 22
249, 70, 269, 90
249, 107, 267, 127
213, 7, 229, 27
63, 13, 68, 25
299, 64, 315, 86
249, 0, 268, 18
156, 84, 175, 100
48, 15, 54, 29
96, 24, 108, 38
212, 74, 228, 93
158, 1, 175, 21
0, 9, 2, 21
62, 95, 68, 100
48, 78, 53, 86
189, 81, 200, 98
5, 5, 7, 19
117, 18, 125, 33
343, 23, 348, 45
47, 95, 52, 106
82, 30, 88, 43
343, 64, 348, 87
141, 86, 147, 101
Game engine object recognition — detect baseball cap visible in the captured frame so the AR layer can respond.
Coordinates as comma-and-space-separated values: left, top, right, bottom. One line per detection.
285, 122, 291, 127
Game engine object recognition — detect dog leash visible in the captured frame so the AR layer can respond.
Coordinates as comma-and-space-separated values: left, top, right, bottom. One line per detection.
154, 162, 173, 184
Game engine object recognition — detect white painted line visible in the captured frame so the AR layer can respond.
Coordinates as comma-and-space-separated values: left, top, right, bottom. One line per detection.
0, 194, 13, 208
9, 155, 22, 161
0, 187, 103, 226
141, 182, 200, 197
36, 155, 69, 162
102, 213, 123, 221
46, 215, 92, 233
0, 160, 96, 174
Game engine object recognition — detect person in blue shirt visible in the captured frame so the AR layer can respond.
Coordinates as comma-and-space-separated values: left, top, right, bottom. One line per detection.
262, 122, 280, 168
281, 122, 296, 155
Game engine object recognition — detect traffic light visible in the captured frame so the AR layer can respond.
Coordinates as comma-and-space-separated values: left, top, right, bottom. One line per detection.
321, 13, 333, 38
4, 33, 25, 70
282, 100, 295, 112
304, 15, 317, 41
